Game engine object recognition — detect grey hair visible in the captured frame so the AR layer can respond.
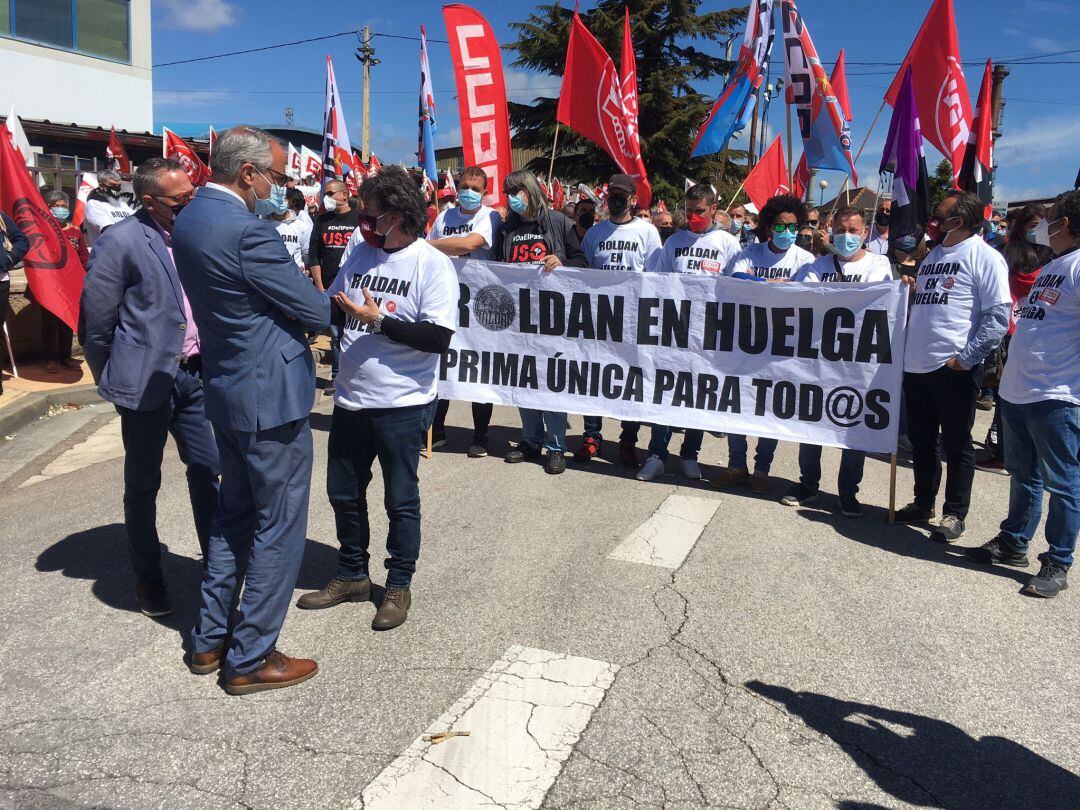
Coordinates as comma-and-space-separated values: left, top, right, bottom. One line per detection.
504, 170, 547, 219
43, 189, 70, 207
209, 125, 278, 179
133, 157, 185, 199
97, 169, 121, 184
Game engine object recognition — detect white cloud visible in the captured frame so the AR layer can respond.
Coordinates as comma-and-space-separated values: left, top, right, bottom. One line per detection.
153, 89, 242, 108
157, 0, 241, 33
503, 70, 560, 102
1025, 0, 1070, 13
1030, 36, 1066, 53
995, 113, 1080, 168
434, 125, 462, 149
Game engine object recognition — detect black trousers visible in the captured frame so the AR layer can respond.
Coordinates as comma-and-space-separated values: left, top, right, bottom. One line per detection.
433, 399, 493, 439
0, 277, 9, 391
903, 363, 982, 520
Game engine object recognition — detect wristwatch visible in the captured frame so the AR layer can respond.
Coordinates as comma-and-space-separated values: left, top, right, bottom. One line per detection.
371, 313, 385, 334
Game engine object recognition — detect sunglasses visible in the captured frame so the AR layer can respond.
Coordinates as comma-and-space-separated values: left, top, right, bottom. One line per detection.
773, 223, 799, 234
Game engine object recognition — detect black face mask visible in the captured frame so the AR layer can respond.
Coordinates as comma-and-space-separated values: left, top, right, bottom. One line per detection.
795, 233, 815, 251
658, 226, 675, 242
607, 195, 629, 218
153, 197, 187, 217
577, 212, 595, 229
875, 212, 891, 227
104, 186, 123, 199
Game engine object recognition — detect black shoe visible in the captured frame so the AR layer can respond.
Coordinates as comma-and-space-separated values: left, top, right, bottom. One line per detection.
976, 394, 994, 411
544, 450, 567, 475
431, 429, 447, 449
505, 442, 541, 464
930, 514, 965, 544
966, 535, 1030, 568
780, 484, 819, 507
135, 578, 173, 617
467, 435, 489, 458
1022, 558, 1069, 598
323, 386, 335, 396
894, 502, 936, 524
838, 493, 863, 518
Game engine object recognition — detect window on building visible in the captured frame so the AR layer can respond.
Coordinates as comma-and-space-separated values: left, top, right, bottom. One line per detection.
6, 0, 130, 63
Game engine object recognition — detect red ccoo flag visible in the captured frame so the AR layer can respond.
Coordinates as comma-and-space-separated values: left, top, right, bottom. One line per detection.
958, 59, 994, 216
744, 135, 791, 211
557, 10, 650, 206
0, 128, 84, 331
163, 128, 211, 186
886, 0, 971, 184
107, 127, 131, 174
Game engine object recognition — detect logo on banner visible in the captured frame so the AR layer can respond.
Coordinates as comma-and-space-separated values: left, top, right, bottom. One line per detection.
12, 197, 68, 269
598, 78, 633, 162
474, 285, 516, 331
935, 57, 971, 157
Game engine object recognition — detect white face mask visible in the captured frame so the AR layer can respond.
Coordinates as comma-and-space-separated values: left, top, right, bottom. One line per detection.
323, 195, 338, 212
1032, 216, 1063, 248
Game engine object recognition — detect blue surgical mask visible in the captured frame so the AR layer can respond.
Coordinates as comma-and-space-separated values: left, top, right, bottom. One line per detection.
832, 232, 863, 258
508, 192, 527, 215
50, 207, 70, 221
254, 170, 289, 217
458, 188, 483, 211
742, 222, 754, 232
1025, 229, 1038, 244
772, 230, 797, 250
728, 218, 742, 235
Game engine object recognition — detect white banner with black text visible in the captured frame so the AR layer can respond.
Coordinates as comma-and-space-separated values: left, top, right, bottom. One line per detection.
439, 260, 908, 454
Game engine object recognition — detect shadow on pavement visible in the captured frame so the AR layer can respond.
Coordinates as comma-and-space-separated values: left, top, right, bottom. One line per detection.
795, 507, 1031, 586
37, 524, 344, 635
747, 681, 1080, 809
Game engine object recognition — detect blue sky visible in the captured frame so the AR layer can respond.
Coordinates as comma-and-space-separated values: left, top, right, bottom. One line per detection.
151, 0, 1080, 203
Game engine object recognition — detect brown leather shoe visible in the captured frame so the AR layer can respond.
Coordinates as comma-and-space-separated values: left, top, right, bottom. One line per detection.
188, 646, 224, 675
224, 651, 318, 696
296, 576, 371, 610
372, 587, 411, 631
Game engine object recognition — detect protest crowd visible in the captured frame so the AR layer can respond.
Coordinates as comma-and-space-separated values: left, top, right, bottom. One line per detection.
0, 0, 1076, 699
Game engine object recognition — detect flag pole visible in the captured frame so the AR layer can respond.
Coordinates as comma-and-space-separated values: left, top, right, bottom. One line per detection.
716, 144, 731, 186
825, 99, 889, 223
785, 104, 794, 188
546, 123, 561, 189
888, 451, 898, 525
726, 180, 747, 209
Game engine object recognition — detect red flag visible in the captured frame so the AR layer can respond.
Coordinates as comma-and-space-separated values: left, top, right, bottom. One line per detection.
107, 127, 131, 174
557, 11, 651, 206
208, 126, 217, 165
163, 128, 211, 187
619, 7, 650, 205
368, 153, 381, 175
0, 129, 83, 331
885, 0, 971, 183
832, 50, 852, 122
791, 155, 811, 201
552, 177, 565, 211
744, 136, 791, 211
958, 59, 994, 216
443, 4, 513, 207
656, 200, 669, 214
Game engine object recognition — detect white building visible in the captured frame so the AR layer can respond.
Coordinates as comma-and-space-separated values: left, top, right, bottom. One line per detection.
0, 0, 152, 132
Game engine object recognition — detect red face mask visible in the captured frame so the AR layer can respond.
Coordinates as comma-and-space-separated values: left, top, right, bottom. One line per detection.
358, 214, 385, 248
687, 212, 711, 233
925, 218, 943, 244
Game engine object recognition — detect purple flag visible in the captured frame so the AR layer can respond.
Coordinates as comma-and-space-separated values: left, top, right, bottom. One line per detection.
879, 66, 930, 245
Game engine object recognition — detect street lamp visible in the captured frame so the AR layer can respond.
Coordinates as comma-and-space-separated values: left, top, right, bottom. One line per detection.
818, 178, 829, 205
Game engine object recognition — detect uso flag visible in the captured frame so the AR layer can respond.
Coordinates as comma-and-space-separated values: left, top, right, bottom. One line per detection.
0, 128, 84, 331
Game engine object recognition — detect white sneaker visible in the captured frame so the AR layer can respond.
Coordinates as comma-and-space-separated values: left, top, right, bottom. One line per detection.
680, 458, 702, 480
637, 455, 666, 482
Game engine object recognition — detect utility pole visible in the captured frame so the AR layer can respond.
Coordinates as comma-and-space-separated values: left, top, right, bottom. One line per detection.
355, 26, 379, 163
990, 63, 1009, 187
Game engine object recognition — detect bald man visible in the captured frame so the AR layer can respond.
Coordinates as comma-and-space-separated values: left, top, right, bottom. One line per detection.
307, 180, 359, 392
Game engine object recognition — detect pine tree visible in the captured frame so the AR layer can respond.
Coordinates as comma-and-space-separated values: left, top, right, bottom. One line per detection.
508, 1, 748, 207
928, 159, 953, 209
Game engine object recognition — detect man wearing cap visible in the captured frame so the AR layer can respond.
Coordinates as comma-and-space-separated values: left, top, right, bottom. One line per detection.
574, 174, 663, 467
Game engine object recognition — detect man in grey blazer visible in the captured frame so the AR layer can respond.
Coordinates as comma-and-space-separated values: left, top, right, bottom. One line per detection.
173, 127, 330, 695
79, 157, 220, 619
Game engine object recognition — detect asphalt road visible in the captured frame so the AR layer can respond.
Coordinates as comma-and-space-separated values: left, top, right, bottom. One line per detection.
0, 395, 1077, 809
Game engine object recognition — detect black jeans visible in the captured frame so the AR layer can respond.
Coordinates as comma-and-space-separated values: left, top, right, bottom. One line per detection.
903, 363, 982, 520
0, 277, 9, 389
327, 400, 437, 589
433, 399, 492, 440
40, 308, 73, 363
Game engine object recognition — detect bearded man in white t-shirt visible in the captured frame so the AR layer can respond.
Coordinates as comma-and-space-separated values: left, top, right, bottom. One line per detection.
781, 207, 895, 518
297, 166, 458, 631
895, 190, 1011, 543
966, 191, 1080, 598
425, 166, 503, 457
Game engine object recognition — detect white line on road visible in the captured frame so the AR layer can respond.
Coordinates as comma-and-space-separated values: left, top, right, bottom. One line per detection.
607, 493, 721, 569
357, 645, 619, 809
20, 417, 124, 488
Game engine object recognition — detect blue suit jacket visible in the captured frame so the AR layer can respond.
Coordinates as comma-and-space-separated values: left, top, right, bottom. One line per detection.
172, 185, 331, 432
78, 210, 189, 411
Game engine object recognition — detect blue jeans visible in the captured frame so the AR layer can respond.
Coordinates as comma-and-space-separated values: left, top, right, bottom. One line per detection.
647, 426, 703, 461
327, 401, 436, 589
520, 408, 567, 453
727, 434, 778, 473
583, 416, 641, 444
999, 399, 1080, 567
798, 444, 865, 497
117, 364, 219, 584
192, 418, 313, 677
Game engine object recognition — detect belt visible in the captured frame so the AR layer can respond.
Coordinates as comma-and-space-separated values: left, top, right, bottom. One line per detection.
178, 354, 202, 373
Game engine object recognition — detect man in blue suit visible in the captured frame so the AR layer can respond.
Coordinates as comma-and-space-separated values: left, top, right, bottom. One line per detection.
173, 126, 330, 695
79, 157, 219, 619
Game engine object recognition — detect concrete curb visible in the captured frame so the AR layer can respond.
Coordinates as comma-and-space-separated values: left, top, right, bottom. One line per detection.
0, 384, 105, 437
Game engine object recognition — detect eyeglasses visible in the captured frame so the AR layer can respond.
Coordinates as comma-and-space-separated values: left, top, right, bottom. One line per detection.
773, 223, 799, 234
807, 218, 819, 226
265, 168, 291, 185
153, 192, 195, 205
503, 186, 523, 196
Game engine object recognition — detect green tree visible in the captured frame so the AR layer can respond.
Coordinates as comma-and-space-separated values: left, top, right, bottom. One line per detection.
508, 1, 748, 207
928, 159, 953, 210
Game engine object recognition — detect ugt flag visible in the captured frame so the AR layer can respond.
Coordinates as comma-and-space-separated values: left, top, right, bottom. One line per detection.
692, 0, 774, 159
0, 128, 84, 331
782, 0, 857, 183
163, 128, 211, 186
418, 25, 439, 184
